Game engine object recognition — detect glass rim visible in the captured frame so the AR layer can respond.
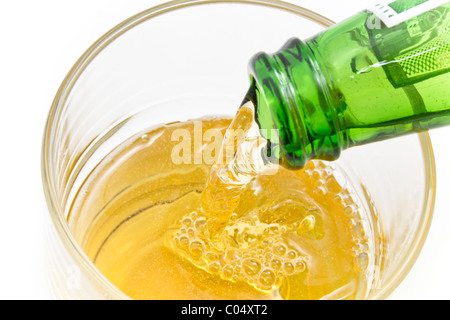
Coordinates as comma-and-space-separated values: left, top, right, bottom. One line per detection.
41, 0, 436, 300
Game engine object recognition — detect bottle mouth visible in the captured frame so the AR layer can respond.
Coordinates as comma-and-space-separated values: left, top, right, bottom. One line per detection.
248, 38, 342, 170
248, 52, 308, 169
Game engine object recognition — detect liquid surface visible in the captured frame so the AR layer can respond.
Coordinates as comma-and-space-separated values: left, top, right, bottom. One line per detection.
69, 117, 373, 300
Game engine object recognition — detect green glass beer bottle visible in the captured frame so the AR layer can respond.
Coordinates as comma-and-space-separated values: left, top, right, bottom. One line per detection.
246, 0, 450, 169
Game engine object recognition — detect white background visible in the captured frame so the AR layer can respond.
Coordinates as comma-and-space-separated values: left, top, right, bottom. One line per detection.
0, 0, 449, 300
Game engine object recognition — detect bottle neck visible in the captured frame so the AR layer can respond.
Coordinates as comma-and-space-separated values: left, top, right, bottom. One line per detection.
247, 2, 450, 170
248, 38, 342, 169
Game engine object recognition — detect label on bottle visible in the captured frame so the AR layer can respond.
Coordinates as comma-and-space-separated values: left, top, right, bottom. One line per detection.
369, 0, 448, 28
